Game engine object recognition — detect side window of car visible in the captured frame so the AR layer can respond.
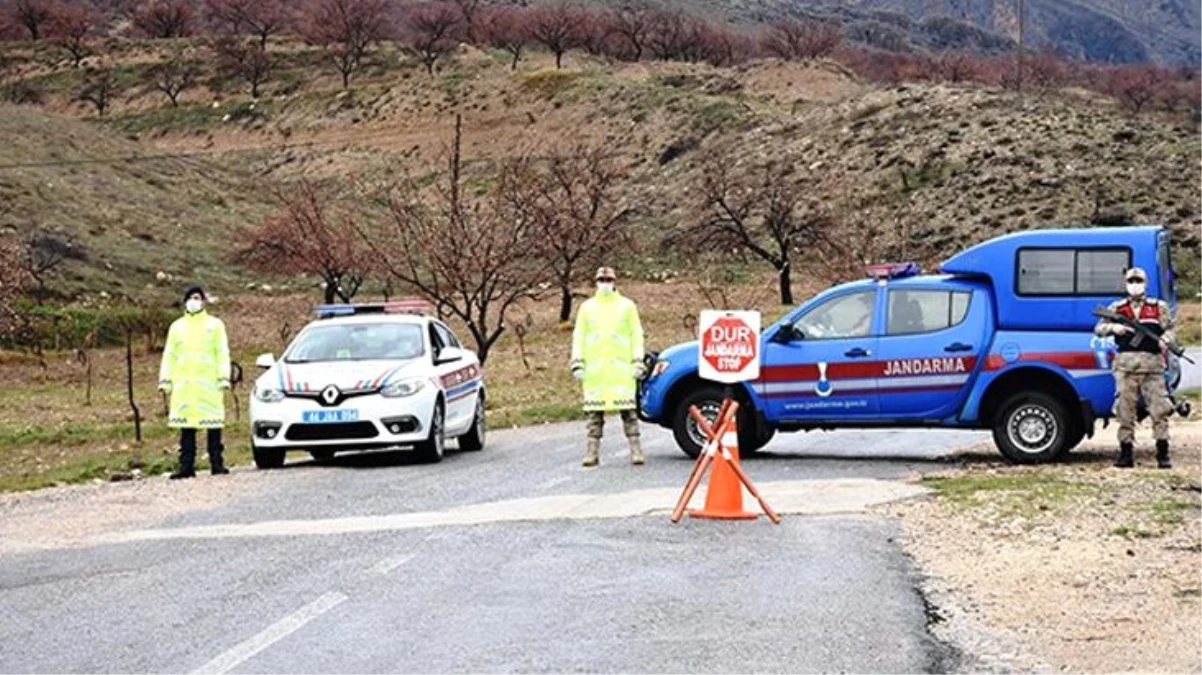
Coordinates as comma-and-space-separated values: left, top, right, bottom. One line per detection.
434, 323, 460, 349
428, 324, 445, 358
886, 290, 972, 336
793, 291, 876, 340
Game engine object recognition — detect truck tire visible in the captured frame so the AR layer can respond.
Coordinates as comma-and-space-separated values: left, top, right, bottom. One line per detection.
671, 386, 766, 459
252, 442, 286, 469
991, 392, 1072, 464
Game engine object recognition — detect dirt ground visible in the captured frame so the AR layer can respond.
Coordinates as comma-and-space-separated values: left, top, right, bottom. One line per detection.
886, 420, 1202, 674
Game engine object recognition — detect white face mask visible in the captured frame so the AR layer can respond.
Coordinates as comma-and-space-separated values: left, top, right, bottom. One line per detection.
185, 298, 204, 314
596, 282, 615, 294
1126, 282, 1146, 297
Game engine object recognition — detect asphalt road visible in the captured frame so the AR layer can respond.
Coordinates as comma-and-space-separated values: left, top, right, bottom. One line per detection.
0, 421, 992, 674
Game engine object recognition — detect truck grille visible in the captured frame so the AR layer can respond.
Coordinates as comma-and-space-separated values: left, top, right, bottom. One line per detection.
285, 422, 379, 441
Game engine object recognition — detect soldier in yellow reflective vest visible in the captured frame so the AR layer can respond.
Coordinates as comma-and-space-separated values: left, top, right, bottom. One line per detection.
571, 267, 646, 467
158, 286, 231, 479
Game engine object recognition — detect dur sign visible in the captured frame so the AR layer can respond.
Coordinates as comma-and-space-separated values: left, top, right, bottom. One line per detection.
698, 310, 761, 384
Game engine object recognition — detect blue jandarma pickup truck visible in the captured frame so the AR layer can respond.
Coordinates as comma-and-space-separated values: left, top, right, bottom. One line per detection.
640, 226, 1183, 463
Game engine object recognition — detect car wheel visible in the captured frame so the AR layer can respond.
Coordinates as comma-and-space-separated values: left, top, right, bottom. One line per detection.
458, 397, 486, 452
310, 449, 336, 462
992, 392, 1071, 464
415, 402, 445, 463
671, 386, 764, 459
252, 442, 286, 469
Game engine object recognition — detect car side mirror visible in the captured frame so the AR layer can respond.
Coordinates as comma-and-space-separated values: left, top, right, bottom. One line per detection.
771, 325, 802, 343
255, 353, 275, 369
435, 346, 464, 365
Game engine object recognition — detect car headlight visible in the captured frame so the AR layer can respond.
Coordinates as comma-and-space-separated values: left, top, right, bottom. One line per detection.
381, 377, 426, 398
651, 359, 671, 378
255, 387, 285, 403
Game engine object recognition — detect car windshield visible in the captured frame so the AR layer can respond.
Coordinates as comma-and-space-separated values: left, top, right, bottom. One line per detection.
285, 322, 425, 363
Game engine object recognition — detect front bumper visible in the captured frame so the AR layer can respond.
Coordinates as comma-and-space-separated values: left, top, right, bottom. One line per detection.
249, 387, 437, 449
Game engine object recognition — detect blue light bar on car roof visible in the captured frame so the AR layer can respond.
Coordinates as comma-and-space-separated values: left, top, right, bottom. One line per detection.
313, 300, 433, 318
865, 262, 921, 280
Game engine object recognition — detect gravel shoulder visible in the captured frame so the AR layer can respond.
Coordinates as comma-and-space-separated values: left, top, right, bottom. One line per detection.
885, 419, 1202, 674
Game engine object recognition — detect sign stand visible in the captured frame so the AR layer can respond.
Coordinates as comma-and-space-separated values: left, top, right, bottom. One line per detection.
670, 310, 779, 524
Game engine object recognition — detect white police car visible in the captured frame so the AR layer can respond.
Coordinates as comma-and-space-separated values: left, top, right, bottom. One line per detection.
249, 302, 486, 468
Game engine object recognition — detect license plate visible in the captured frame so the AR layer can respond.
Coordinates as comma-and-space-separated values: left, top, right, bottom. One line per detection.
302, 409, 359, 424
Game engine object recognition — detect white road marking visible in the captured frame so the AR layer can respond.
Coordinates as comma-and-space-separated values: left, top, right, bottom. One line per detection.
191, 591, 347, 674
369, 553, 416, 576
94, 479, 929, 545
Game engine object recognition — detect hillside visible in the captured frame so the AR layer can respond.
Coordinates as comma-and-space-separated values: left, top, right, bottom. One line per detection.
718, 0, 1202, 66
0, 104, 275, 299
1, 43, 1199, 300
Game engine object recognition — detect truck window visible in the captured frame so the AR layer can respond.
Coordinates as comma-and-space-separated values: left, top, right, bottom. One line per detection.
1158, 237, 1173, 300
793, 291, 876, 339
886, 290, 972, 335
1017, 247, 1130, 296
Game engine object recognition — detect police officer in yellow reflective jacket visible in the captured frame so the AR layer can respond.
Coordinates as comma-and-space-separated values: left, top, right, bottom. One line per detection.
159, 286, 231, 479
571, 267, 646, 467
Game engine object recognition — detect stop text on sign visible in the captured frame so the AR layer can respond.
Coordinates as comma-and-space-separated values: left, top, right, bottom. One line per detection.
698, 310, 761, 384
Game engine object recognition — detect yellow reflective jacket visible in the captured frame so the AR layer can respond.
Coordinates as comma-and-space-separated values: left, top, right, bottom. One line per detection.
158, 311, 231, 429
571, 290, 644, 412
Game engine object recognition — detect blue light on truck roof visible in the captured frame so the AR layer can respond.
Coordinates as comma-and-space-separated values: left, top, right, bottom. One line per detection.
865, 262, 921, 280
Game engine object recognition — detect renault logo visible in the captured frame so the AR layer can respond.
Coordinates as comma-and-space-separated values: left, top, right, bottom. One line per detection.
320, 385, 341, 406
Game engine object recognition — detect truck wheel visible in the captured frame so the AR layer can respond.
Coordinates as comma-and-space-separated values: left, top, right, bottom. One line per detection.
252, 442, 286, 469
992, 392, 1071, 464
671, 386, 764, 459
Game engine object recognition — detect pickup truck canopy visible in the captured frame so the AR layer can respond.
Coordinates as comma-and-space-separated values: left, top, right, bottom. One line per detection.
939, 225, 1171, 332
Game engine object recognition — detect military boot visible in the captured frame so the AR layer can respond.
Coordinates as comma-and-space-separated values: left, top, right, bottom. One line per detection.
629, 437, 646, 466
1156, 440, 1172, 469
169, 467, 195, 480
582, 439, 600, 467
1114, 442, 1134, 469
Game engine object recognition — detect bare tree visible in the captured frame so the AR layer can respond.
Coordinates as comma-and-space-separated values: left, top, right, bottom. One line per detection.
399, 1, 462, 76
1104, 64, 1168, 113
760, 18, 842, 61
450, 0, 480, 42
362, 116, 551, 364
77, 65, 117, 116
934, 51, 977, 83
147, 51, 199, 106
234, 180, 370, 304
684, 154, 835, 306
9, 0, 54, 41
609, 2, 652, 61
527, 3, 578, 69
22, 229, 74, 303
645, 9, 688, 61
301, 0, 391, 89
502, 146, 634, 322
213, 36, 271, 97
482, 5, 529, 70
49, 2, 100, 67
204, 0, 291, 48
130, 0, 194, 38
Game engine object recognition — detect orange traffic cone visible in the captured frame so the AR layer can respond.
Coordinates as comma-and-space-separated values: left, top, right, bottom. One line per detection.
689, 423, 759, 520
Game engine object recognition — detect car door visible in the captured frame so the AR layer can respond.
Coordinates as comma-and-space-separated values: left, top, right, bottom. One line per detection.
758, 288, 881, 421
874, 287, 986, 418
431, 321, 478, 432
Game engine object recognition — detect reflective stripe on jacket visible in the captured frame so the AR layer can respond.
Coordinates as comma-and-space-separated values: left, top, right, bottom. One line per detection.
571, 291, 644, 412
159, 311, 231, 428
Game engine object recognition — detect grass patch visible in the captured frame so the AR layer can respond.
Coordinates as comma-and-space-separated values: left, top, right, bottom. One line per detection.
490, 402, 584, 429
921, 471, 1100, 518
1111, 524, 1159, 539
1176, 302, 1200, 346
1147, 496, 1194, 526
517, 69, 583, 100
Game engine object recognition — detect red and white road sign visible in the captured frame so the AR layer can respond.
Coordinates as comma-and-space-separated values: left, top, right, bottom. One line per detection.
698, 310, 761, 383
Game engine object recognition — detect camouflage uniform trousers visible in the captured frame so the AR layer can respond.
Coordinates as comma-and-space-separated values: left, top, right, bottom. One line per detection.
1113, 352, 1171, 444
586, 410, 641, 440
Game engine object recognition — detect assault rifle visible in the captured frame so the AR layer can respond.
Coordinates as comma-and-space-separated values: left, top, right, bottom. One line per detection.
1092, 305, 1195, 364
